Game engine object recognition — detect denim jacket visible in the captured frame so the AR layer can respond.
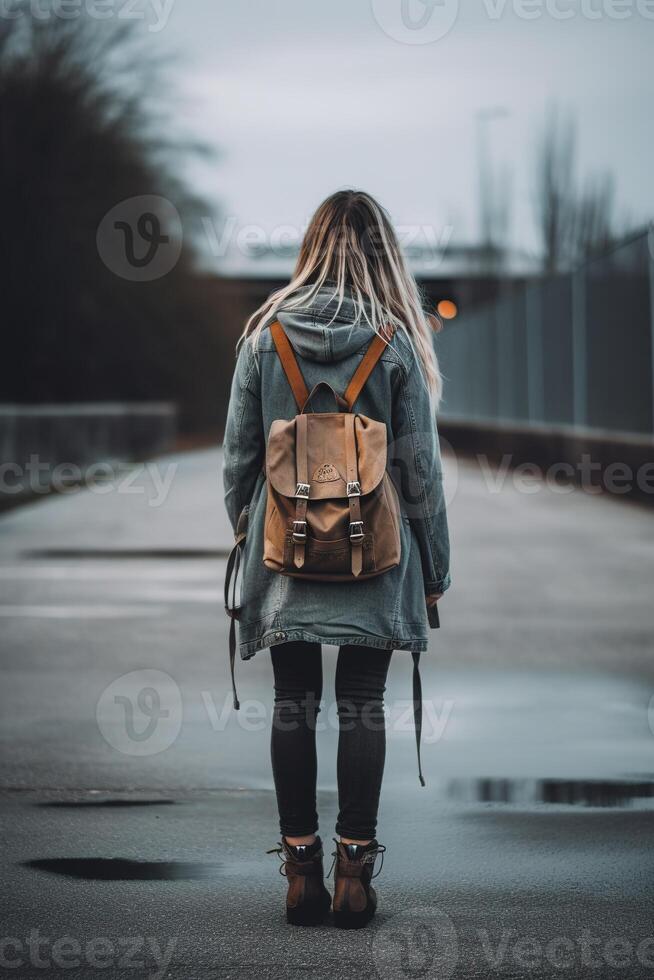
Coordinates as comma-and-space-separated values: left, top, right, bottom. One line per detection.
223, 286, 450, 659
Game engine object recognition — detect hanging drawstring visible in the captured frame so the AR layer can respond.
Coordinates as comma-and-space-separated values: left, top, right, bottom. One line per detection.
412, 650, 425, 787
224, 506, 249, 711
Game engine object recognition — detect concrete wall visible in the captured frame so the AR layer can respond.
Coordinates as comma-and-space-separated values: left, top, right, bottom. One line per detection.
0, 403, 177, 501
439, 418, 654, 504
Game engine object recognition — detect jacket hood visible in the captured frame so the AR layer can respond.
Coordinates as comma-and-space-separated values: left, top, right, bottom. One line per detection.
276, 286, 376, 363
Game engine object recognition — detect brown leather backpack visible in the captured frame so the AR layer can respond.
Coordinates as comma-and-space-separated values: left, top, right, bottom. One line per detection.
263, 320, 401, 581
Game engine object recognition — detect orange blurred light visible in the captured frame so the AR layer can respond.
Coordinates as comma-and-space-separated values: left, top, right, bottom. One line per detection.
437, 300, 458, 320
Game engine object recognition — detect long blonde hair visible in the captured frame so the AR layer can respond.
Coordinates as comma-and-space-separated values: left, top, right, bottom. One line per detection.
241, 190, 442, 403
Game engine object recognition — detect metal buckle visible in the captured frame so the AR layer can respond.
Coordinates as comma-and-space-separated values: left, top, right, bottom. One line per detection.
349, 521, 364, 542
346, 481, 361, 497
295, 483, 310, 498
292, 520, 307, 542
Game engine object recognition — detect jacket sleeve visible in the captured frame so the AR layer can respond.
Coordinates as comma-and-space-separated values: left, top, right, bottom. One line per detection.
222, 340, 265, 534
390, 353, 451, 595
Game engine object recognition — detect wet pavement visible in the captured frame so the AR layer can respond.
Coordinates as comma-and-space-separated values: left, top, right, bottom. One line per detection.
1, 448, 653, 978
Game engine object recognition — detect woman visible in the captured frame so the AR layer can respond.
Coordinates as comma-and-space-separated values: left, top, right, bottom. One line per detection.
223, 190, 450, 929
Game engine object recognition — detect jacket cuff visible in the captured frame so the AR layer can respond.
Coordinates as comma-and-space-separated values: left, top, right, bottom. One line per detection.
425, 573, 451, 595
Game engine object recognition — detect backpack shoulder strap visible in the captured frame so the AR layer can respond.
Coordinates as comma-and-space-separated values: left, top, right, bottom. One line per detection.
343, 328, 392, 411
270, 320, 309, 411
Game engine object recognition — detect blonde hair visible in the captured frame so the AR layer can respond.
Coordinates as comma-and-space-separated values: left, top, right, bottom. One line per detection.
240, 190, 442, 403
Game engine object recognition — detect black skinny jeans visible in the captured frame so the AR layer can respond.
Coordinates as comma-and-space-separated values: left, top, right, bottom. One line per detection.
270, 640, 392, 841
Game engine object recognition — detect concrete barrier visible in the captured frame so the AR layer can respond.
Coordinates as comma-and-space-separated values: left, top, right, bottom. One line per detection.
0, 403, 177, 501
440, 418, 654, 505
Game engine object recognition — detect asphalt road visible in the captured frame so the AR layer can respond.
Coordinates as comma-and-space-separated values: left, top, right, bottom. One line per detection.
1, 448, 653, 979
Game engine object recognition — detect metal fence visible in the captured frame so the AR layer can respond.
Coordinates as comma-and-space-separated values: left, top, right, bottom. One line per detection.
436, 231, 654, 437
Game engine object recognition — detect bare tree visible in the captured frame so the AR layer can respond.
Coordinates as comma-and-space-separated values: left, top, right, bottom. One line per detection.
533, 103, 577, 274
572, 172, 616, 261
477, 107, 512, 273
0, 5, 228, 431
533, 103, 618, 273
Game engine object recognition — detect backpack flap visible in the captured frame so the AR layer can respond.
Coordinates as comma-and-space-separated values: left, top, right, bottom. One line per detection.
266, 414, 388, 500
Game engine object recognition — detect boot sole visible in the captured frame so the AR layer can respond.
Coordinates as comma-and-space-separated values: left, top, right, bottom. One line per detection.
333, 908, 375, 930
287, 897, 331, 927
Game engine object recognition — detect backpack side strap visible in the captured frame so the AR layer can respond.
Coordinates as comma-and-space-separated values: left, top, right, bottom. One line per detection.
224, 505, 249, 711
344, 412, 363, 577
343, 330, 392, 411
292, 413, 309, 569
270, 320, 310, 411
412, 651, 426, 787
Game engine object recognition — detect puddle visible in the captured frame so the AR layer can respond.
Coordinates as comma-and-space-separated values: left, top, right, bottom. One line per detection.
446, 777, 654, 808
35, 799, 177, 809
23, 858, 220, 880
378, 669, 654, 797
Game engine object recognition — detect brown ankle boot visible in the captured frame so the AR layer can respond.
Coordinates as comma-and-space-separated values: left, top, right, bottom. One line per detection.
272, 837, 331, 926
332, 839, 386, 929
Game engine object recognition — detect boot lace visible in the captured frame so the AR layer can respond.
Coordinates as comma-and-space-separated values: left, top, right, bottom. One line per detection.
328, 839, 386, 879
266, 844, 288, 877
266, 842, 324, 877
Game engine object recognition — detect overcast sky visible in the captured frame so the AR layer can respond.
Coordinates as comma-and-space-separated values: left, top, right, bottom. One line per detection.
148, 0, 653, 272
